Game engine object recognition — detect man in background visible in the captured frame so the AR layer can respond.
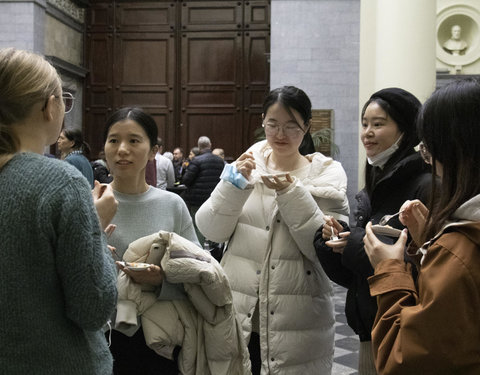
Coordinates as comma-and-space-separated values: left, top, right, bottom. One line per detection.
212, 148, 227, 164
182, 136, 225, 245
172, 147, 185, 183
155, 138, 175, 190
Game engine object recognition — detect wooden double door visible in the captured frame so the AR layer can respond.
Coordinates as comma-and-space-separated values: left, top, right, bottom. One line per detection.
85, 0, 270, 161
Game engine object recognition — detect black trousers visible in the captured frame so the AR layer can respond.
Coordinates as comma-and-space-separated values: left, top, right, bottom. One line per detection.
107, 328, 178, 375
248, 332, 262, 375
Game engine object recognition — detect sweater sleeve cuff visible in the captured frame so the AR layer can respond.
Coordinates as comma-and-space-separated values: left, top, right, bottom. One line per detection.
275, 177, 297, 196
115, 299, 138, 329
368, 259, 416, 296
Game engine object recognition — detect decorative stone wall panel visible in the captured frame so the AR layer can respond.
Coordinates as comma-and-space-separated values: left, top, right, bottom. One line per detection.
47, 0, 84, 23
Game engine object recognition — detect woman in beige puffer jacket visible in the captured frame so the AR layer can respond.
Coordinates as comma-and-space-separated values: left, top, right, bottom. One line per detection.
196, 86, 349, 375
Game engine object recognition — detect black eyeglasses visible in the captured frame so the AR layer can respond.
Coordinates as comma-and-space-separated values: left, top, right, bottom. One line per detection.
41, 92, 75, 114
419, 142, 432, 165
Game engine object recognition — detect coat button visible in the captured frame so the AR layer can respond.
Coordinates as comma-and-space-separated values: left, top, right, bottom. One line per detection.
358, 215, 364, 221
256, 270, 261, 275
266, 226, 270, 230
270, 311, 274, 315
247, 313, 252, 318
271, 265, 275, 270
276, 219, 280, 223
306, 270, 311, 275
271, 357, 275, 361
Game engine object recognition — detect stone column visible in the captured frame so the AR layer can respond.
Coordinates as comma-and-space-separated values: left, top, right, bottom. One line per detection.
0, 0, 46, 53
358, 0, 437, 189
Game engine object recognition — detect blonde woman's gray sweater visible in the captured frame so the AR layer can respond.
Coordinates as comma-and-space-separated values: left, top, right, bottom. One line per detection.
0, 153, 117, 374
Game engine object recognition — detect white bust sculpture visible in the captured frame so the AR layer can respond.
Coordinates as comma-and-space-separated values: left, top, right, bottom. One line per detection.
443, 25, 468, 56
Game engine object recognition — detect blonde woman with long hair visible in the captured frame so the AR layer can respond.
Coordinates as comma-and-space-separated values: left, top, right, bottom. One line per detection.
0, 48, 118, 374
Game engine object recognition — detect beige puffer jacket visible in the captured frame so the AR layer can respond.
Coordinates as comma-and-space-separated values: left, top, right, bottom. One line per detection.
196, 140, 349, 375
116, 231, 251, 375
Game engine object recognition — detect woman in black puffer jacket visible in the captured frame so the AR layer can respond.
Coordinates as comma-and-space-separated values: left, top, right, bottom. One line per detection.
314, 87, 433, 375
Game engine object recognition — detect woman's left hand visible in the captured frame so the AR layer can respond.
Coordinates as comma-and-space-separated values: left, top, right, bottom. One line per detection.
261, 173, 293, 191
116, 262, 164, 286
363, 222, 408, 269
325, 232, 350, 254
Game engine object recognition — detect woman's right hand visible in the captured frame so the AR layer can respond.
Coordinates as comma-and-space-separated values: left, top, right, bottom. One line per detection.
235, 151, 256, 180
117, 262, 164, 286
322, 216, 344, 240
92, 181, 118, 230
364, 222, 407, 268
323, 216, 350, 253
399, 199, 429, 246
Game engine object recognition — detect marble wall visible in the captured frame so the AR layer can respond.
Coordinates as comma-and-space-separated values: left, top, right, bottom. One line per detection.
0, 1, 45, 52
0, 0, 86, 142
45, 14, 83, 66
271, 0, 361, 215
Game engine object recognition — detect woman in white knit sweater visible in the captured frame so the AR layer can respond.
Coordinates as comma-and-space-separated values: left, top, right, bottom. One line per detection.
102, 107, 199, 374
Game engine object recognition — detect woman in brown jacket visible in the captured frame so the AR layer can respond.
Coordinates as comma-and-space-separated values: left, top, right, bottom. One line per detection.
363, 78, 480, 375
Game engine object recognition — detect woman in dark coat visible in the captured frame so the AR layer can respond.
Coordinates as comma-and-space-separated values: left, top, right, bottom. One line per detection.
314, 88, 432, 375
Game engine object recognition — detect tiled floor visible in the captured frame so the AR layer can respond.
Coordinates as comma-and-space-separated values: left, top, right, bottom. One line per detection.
332, 283, 359, 375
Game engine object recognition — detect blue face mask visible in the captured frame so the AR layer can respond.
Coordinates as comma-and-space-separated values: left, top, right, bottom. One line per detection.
220, 164, 249, 189
367, 134, 403, 169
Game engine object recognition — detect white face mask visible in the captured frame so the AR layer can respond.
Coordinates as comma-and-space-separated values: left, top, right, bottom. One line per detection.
367, 134, 403, 168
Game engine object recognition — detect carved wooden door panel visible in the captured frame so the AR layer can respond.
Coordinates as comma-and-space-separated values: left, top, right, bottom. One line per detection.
113, 2, 176, 144
87, 1, 114, 33
243, 30, 270, 150
113, 32, 175, 144
179, 30, 243, 156
179, 1, 243, 156
180, 0, 243, 31
85, 0, 270, 160
85, 32, 114, 156
114, 1, 175, 33
243, 1, 270, 149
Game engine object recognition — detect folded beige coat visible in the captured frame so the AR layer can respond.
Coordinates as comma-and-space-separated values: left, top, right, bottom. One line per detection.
116, 230, 251, 375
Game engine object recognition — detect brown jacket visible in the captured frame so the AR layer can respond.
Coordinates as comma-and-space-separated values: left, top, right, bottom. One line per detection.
368, 220, 480, 375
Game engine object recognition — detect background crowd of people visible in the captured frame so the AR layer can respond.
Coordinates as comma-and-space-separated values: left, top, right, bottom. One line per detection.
57, 126, 226, 195
1, 47, 479, 375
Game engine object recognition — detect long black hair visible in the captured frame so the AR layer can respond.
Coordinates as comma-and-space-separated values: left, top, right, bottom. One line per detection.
263, 86, 314, 155
417, 78, 480, 241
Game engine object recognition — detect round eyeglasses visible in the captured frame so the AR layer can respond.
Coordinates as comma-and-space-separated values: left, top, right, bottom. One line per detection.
61, 92, 75, 114
419, 142, 432, 165
262, 121, 305, 138
41, 91, 75, 114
